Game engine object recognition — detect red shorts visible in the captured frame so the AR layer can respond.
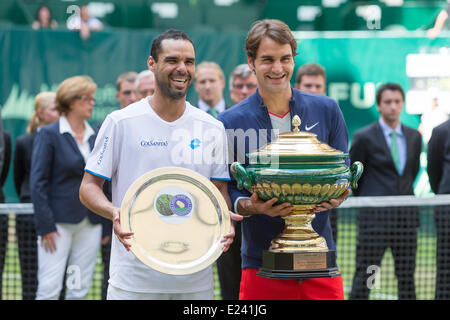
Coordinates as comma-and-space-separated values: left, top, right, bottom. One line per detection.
239, 268, 344, 300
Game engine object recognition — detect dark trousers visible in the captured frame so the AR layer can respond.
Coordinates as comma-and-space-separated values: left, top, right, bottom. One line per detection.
216, 221, 241, 300
15, 214, 38, 300
330, 208, 338, 244
435, 205, 450, 300
349, 217, 417, 300
0, 215, 7, 300
101, 239, 111, 300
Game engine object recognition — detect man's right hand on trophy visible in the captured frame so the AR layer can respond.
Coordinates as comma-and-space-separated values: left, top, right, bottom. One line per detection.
310, 188, 350, 214
112, 207, 134, 252
238, 192, 293, 217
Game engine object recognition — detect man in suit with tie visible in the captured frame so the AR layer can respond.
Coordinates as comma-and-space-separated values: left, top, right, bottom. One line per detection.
427, 118, 450, 299
349, 83, 422, 300
194, 61, 227, 118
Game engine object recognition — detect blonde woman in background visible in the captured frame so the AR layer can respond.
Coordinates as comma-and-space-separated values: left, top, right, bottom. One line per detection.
13, 91, 59, 299
30, 76, 107, 300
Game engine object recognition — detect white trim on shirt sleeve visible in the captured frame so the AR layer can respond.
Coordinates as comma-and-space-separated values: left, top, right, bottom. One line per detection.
234, 196, 251, 217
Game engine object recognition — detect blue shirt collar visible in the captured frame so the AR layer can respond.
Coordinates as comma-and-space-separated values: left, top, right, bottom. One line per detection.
378, 117, 403, 137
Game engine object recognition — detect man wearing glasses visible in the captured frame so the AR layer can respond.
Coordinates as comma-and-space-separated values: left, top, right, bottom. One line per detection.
229, 64, 258, 105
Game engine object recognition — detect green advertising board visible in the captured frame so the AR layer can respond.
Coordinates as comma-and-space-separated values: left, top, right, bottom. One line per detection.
1, 27, 450, 202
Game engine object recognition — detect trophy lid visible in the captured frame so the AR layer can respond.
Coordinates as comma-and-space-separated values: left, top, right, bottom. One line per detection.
250, 115, 346, 161
120, 167, 230, 275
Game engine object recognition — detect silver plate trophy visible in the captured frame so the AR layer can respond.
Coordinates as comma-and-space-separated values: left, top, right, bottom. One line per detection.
120, 167, 230, 275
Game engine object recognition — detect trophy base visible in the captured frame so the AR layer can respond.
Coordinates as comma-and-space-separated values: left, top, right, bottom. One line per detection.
257, 250, 340, 280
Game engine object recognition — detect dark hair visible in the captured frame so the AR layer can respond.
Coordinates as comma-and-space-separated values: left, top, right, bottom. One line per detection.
295, 63, 326, 85
245, 19, 298, 61
150, 29, 194, 62
376, 83, 405, 105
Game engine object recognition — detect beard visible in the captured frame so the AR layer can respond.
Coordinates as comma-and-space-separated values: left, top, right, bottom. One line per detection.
155, 71, 192, 100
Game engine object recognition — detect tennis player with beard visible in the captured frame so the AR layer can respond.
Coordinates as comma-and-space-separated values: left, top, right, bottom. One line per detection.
79, 29, 242, 300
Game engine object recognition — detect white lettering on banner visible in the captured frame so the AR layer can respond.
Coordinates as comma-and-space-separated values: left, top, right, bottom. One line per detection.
328, 83, 349, 104
66, 5, 81, 29
351, 82, 376, 109
329, 82, 380, 109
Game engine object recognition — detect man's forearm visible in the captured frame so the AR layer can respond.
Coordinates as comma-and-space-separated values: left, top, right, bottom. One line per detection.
79, 174, 116, 221
212, 180, 233, 211
434, 10, 449, 30
237, 198, 257, 216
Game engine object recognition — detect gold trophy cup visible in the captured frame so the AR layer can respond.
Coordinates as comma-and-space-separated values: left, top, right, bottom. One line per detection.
231, 115, 363, 279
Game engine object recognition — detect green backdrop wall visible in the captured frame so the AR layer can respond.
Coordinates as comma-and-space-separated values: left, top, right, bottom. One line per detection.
2, 26, 450, 202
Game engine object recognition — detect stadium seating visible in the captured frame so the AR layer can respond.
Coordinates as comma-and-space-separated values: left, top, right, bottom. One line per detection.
1, 0, 447, 32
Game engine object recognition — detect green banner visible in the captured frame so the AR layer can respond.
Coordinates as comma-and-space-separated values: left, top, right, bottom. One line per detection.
2, 27, 450, 202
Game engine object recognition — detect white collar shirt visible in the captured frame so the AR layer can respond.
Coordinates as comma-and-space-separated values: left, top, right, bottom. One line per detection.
198, 99, 226, 114
59, 115, 95, 162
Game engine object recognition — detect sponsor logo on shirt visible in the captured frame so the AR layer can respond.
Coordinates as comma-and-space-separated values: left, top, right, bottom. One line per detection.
97, 136, 109, 165
189, 138, 201, 149
140, 140, 169, 147
305, 122, 319, 131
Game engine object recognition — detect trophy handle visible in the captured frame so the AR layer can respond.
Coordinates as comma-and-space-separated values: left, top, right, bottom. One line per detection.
349, 161, 364, 190
231, 162, 252, 191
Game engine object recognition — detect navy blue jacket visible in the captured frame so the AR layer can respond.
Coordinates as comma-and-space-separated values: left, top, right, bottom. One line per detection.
30, 121, 105, 236
14, 132, 36, 202
218, 88, 349, 269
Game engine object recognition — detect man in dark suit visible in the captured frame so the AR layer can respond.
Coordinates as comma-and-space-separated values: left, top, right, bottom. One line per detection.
427, 118, 450, 299
349, 83, 422, 300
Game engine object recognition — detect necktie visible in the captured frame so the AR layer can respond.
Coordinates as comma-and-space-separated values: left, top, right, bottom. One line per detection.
207, 108, 219, 118
390, 131, 400, 173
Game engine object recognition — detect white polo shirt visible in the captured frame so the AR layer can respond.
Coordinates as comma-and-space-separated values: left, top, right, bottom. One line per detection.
85, 98, 230, 293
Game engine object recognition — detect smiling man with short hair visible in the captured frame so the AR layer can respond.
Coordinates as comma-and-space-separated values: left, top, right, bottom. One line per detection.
218, 19, 350, 300
79, 29, 241, 300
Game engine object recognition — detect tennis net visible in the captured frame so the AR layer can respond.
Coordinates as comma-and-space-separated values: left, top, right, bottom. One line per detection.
1, 195, 449, 300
